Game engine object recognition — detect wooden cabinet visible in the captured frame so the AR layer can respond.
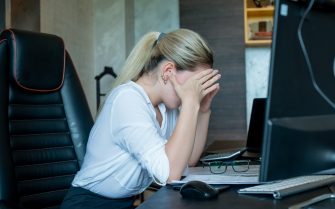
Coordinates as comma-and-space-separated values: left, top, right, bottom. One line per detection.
244, 0, 274, 46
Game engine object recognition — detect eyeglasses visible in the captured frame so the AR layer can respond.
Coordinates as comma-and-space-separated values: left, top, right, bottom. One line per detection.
204, 160, 251, 174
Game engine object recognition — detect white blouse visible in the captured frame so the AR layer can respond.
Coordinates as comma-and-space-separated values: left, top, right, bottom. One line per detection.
72, 81, 178, 198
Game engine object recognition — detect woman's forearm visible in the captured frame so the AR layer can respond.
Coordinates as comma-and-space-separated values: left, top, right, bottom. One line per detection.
165, 101, 200, 181
188, 110, 211, 166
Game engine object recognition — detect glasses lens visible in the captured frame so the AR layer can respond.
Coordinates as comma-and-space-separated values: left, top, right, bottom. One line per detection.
232, 160, 250, 172
209, 161, 227, 174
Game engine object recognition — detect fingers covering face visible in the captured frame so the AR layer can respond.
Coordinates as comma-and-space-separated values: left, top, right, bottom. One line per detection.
199, 69, 221, 94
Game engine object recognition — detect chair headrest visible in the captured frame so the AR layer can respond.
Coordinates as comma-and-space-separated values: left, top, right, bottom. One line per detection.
1, 29, 65, 92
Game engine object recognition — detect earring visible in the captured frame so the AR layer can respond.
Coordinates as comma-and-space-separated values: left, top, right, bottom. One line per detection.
161, 74, 167, 84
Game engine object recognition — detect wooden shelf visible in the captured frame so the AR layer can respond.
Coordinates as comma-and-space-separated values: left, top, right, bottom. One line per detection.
244, 0, 274, 46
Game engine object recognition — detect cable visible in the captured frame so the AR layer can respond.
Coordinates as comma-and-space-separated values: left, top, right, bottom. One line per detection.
297, 0, 335, 110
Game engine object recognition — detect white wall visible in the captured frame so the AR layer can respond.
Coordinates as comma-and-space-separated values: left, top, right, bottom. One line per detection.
40, 0, 96, 114
134, 0, 179, 42
92, 0, 179, 115
93, 0, 126, 112
245, 47, 271, 127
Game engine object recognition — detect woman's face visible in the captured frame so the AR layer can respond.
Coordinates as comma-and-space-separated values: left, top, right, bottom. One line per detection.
162, 65, 210, 109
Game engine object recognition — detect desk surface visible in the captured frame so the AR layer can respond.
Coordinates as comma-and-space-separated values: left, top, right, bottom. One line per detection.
137, 185, 335, 209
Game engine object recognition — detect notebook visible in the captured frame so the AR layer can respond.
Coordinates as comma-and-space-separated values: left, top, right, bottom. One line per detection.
200, 98, 266, 162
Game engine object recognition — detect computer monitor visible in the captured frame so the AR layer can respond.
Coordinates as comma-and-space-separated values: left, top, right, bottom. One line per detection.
259, 0, 335, 182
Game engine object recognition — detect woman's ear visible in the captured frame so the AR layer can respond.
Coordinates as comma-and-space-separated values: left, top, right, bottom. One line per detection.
161, 61, 176, 82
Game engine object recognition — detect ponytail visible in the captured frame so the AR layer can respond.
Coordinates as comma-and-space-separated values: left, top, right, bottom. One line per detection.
111, 32, 160, 89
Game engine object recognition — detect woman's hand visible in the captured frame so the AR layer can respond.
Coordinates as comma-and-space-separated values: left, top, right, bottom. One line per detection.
169, 69, 221, 111
199, 69, 220, 113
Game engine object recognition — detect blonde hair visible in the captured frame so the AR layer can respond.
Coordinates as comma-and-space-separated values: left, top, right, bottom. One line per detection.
112, 28, 213, 89
97, 29, 213, 113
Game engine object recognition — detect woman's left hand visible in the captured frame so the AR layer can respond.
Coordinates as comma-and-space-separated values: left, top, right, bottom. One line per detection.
199, 69, 221, 113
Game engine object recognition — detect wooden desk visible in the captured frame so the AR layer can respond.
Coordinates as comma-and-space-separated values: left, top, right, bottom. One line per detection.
137, 185, 335, 209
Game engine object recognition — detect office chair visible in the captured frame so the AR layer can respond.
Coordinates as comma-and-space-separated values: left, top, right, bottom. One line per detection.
0, 29, 94, 209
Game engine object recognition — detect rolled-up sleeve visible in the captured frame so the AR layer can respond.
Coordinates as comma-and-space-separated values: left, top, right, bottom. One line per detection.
110, 90, 170, 185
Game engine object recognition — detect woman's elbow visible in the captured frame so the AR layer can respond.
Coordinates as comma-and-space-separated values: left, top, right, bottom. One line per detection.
188, 159, 198, 167
168, 173, 182, 182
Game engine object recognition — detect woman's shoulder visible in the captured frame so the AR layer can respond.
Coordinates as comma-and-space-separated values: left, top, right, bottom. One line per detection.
107, 81, 149, 104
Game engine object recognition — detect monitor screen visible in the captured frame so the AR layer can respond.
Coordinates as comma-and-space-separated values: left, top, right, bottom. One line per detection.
260, 0, 335, 182
246, 98, 266, 153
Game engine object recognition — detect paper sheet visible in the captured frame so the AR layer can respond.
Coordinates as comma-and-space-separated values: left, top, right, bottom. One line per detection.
170, 165, 260, 185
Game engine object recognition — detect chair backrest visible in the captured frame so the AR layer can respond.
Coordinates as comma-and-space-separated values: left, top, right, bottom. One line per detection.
0, 29, 93, 209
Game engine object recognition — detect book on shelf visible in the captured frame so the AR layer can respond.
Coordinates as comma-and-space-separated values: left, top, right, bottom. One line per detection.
250, 35, 272, 40
250, 31, 272, 40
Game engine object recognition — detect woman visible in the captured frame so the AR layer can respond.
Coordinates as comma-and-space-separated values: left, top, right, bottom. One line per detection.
61, 28, 221, 209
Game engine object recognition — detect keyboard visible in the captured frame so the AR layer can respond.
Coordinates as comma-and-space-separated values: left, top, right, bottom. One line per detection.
238, 175, 335, 199
200, 149, 245, 162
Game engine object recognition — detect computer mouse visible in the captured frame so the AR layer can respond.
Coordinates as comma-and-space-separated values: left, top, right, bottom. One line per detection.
179, 180, 219, 200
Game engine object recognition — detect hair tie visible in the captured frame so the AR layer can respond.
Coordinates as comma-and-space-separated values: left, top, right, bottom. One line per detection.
153, 32, 166, 47
157, 33, 166, 42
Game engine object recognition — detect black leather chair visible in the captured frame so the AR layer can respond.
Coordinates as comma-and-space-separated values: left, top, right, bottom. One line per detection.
0, 29, 93, 209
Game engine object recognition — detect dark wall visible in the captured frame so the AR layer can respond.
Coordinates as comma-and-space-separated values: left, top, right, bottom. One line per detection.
0, 0, 5, 31
180, 0, 247, 143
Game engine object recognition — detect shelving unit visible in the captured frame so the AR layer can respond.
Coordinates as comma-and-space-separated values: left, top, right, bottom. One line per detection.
244, 0, 275, 46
